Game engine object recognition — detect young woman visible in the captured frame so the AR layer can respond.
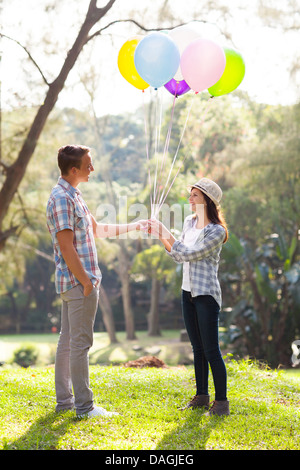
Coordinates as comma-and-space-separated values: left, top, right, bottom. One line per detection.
149, 177, 229, 416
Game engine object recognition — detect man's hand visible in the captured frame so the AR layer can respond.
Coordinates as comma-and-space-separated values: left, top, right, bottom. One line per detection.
57, 229, 93, 293
136, 219, 149, 231
83, 280, 94, 297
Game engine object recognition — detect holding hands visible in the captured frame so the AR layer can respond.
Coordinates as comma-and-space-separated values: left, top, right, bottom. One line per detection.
140, 218, 175, 252
135, 219, 149, 231
94, 217, 175, 252
147, 218, 170, 239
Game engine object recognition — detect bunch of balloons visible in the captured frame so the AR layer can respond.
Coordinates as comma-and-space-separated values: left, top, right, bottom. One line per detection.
117, 25, 245, 97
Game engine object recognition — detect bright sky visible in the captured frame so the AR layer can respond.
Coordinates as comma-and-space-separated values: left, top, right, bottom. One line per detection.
1, 0, 299, 116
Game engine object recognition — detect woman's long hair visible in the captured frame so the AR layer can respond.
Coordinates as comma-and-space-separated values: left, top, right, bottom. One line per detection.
201, 192, 228, 243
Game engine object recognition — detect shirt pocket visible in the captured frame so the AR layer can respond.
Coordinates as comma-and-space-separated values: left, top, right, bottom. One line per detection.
75, 207, 89, 231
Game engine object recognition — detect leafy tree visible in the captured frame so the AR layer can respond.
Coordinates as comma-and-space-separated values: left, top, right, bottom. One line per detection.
0, 0, 234, 250
131, 243, 175, 336
221, 230, 300, 367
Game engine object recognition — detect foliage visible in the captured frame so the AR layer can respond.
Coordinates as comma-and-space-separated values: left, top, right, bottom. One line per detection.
1, 91, 300, 365
131, 243, 174, 282
221, 230, 300, 366
0, 361, 300, 450
11, 343, 39, 368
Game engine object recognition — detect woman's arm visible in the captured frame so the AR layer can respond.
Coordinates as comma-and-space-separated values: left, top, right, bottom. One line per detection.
161, 238, 173, 252
149, 219, 225, 262
148, 219, 176, 252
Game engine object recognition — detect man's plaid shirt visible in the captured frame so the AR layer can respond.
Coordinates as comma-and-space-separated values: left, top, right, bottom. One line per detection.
46, 177, 102, 294
168, 215, 226, 308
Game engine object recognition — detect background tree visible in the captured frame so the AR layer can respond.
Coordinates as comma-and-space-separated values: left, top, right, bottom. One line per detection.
131, 243, 175, 336
0, 0, 118, 247
0, 0, 234, 250
1, 0, 299, 367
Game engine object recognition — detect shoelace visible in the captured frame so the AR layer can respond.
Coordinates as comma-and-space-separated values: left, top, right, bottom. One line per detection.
190, 395, 200, 404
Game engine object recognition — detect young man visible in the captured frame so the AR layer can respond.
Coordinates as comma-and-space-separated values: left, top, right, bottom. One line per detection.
46, 145, 146, 418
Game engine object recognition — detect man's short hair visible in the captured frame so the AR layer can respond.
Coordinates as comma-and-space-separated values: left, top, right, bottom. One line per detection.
57, 145, 90, 175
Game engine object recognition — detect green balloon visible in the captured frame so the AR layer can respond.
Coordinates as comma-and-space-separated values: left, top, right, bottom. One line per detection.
208, 47, 245, 97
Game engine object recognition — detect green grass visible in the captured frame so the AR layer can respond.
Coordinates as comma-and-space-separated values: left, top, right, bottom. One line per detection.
0, 359, 300, 450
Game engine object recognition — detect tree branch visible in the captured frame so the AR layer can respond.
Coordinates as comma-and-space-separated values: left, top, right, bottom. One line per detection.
86, 18, 205, 43
0, 161, 9, 173
0, 0, 118, 237
0, 226, 18, 250
0, 33, 50, 86
87, 18, 178, 42
87, 0, 116, 21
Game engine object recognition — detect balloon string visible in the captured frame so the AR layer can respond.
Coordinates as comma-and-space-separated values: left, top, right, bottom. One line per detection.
155, 95, 215, 216
154, 92, 196, 216
152, 89, 177, 215
142, 89, 153, 215
151, 88, 163, 216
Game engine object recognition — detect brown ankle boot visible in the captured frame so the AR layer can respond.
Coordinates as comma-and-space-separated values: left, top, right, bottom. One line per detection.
207, 400, 230, 416
181, 394, 210, 410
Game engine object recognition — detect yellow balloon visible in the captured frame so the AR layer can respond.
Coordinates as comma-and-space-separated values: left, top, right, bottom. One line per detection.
118, 37, 149, 90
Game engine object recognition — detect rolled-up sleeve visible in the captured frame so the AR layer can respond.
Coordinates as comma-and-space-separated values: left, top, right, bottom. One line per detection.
49, 197, 74, 234
168, 224, 225, 263
164, 218, 187, 263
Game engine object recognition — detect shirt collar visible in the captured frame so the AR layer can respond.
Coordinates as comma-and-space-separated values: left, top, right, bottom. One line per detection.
190, 216, 213, 230
58, 177, 81, 197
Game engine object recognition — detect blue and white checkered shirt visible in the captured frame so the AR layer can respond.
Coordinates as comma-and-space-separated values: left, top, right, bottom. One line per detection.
46, 177, 102, 294
168, 215, 226, 308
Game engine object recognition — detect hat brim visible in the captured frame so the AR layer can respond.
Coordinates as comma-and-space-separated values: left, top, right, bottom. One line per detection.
187, 184, 221, 207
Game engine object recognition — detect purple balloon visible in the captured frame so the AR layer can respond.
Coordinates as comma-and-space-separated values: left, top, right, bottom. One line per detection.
164, 78, 190, 96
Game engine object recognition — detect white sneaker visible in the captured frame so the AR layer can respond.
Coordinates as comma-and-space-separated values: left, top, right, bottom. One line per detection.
78, 406, 119, 418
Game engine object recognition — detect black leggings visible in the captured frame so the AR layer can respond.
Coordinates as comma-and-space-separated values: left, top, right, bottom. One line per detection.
181, 290, 227, 401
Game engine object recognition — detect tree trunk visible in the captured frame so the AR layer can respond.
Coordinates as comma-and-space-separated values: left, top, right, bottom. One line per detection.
147, 277, 161, 336
118, 241, 136, 340
99, 170, 136, 340
85, 87, 134, 342
6, 292, 21, 334
0, 0, 117, 240
98, 285, 118, 344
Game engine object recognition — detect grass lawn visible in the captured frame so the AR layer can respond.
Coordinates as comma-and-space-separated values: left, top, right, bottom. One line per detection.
0, 358, 300, 450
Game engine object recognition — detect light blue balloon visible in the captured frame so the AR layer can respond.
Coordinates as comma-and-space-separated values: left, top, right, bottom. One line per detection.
134, 32, 180, 88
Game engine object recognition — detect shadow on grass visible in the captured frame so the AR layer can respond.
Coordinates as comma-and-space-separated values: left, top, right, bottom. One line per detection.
155, 409, 221, 451
5, 406, 223, 451
4, 411, 75, 450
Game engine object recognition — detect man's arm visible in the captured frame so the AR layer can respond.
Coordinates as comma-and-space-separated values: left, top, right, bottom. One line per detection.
90, 214, 146, 238
56, 229, 93, 296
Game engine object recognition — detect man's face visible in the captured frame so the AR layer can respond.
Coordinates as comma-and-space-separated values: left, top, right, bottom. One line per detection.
76, 152, 94, 183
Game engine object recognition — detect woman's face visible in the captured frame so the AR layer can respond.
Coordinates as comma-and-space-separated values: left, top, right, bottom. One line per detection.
188, 187, 206, 212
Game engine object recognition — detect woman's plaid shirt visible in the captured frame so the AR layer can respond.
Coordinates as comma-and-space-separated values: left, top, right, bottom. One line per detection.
168, 215, 226, 308
46, 177, 102, 294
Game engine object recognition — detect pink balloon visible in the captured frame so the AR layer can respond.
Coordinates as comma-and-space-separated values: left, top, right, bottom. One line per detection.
180, 39, 226, 93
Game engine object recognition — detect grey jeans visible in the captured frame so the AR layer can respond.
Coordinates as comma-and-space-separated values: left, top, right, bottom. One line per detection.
55, 284, 99, 415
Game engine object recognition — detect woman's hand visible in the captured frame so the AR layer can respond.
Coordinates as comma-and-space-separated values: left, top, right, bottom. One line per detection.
148, 218, 170, 239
